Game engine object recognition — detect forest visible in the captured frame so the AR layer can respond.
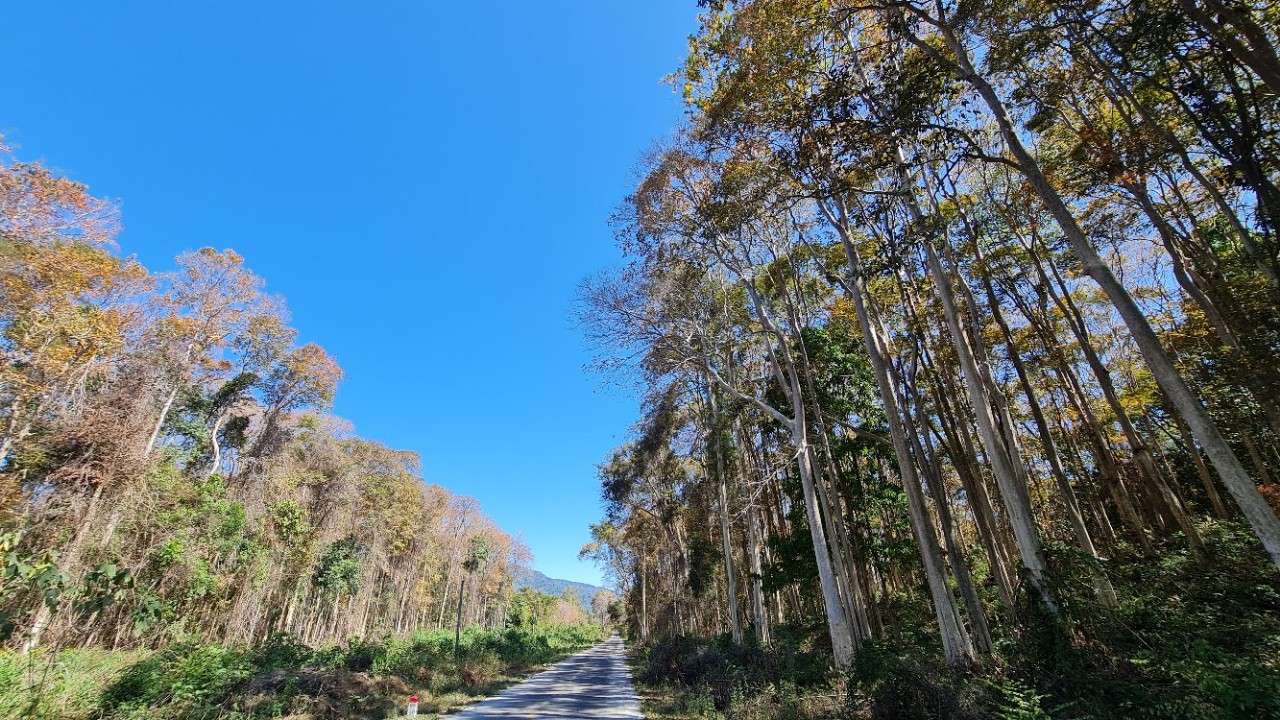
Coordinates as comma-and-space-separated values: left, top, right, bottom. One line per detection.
0, 139, 608, 718
580, 0, 1280, 718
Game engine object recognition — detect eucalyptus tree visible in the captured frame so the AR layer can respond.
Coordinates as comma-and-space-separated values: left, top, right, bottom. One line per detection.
584, 1, 1280, 691
857, 0, 1280, 568
681, 1, 1056, 624
586, 142, 865, 666
677, 0, 1280, 574
703, 386, 744, 644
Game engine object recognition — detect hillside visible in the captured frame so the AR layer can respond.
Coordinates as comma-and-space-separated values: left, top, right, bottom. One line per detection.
512, 567, 607, 603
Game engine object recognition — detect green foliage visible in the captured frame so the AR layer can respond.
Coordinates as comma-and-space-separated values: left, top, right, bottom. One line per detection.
685, 530, 721, 598
850, 642, 992, 720
143, 470, 269, 606
477, 623, 605, 671
0, 624, 605, 719
799, 324, 882, 426
0, 531, 69, 643
250, 632, 313, 671
992, 685, 1057, 720
130, 592, 171, 638
2, 535, 152, 647
762, 476, 820, 592
462, 536, 490, 574
76, 561, 135, 617
508, 587, 558, 627
375, 624, 605, 679
266, 500, 309, 543
312, 536, 361, 595
955, 522, 1280, 720
100, 641, 255, 718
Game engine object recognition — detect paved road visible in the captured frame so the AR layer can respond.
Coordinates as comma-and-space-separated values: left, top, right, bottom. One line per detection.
447, 635, 643, 719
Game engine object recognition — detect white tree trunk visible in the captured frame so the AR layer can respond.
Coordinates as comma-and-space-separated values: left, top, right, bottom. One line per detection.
716, 467, 743, 644
928, 24, 1280, 571
825, 210, 975, 665
144, 386, 179, 455
922, 241, 1056, 608
745, 503, 770, 645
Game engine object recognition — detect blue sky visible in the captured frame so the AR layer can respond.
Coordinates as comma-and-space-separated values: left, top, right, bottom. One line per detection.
1, 2, 695, 587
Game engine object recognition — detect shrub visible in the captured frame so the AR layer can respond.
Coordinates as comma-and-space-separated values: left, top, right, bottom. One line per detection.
101, 641, 254, 718
17, 622, 604, 718
850, 642, 991, 720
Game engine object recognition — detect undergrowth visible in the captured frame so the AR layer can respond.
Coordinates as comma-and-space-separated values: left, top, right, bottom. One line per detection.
630, 521, 1280, 720
0, 623, 605, 719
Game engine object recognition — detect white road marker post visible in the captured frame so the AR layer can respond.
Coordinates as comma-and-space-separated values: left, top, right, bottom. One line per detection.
407, 694, 419, 717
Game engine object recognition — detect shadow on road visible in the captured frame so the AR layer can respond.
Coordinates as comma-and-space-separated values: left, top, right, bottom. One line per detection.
448, 635, 642, 719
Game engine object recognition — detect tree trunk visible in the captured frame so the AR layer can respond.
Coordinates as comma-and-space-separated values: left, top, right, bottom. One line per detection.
912, 12, 1280, 569
207, 411, 227, 478
454, 575, 467, 655
144, 386, 179, 455
918, 237, 1057, 611
976, 249, 1118, 606
705, 277, 858, 667
640, 559, 649, 642
708, 391, 744, 644
825, 205, 975, 665
745, 502, 770, 645
928, 373, 1018, 611
1176, 0, 1280, 99
1032, 242, 1205, 549
905, 382, 994, 655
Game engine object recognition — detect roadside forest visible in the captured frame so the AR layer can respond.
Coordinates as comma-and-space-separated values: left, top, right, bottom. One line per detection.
581, 1, 1280, 717
0, 140, 605, 718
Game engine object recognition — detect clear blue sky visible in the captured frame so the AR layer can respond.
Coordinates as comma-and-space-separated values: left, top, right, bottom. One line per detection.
1, 2, 695, 587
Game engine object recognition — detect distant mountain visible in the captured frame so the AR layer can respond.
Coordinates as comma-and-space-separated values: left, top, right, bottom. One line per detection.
512, 567, 607, 602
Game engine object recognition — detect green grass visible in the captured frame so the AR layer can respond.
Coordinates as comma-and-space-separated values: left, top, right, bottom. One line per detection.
0, 623, 606, 720
0, 648, 150, 720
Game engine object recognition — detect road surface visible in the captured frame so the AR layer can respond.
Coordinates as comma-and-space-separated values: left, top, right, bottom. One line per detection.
448, 635, 644, 719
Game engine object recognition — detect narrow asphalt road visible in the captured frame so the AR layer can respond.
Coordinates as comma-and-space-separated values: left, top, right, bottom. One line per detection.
447, 634, 643, 719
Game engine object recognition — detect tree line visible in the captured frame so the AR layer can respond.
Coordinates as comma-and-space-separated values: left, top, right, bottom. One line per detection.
0, 140, 525, 652
581, 0, 1280, 673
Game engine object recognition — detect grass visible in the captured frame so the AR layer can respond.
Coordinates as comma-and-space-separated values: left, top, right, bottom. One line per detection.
0, 623, 606, 720
0, 648, 150, 720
